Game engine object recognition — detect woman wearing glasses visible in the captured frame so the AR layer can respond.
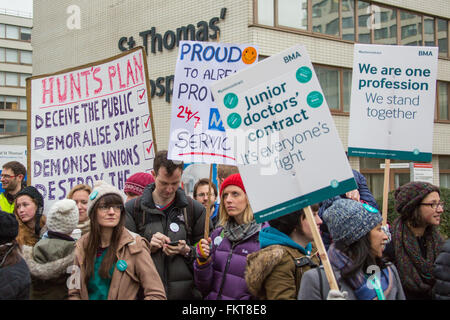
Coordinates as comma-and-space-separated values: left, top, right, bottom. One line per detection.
390, 181, 445, 300
68, 180, 166, 300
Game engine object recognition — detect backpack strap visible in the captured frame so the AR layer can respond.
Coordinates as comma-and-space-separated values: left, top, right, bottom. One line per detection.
132, 196, 145, 234
183, 197, 195, 244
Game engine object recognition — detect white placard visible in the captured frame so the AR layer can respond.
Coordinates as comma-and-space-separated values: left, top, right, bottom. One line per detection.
29, 47, 156, 212
211, 44, 356, 223
168, 41, 258, 164
348, 44, 438, 162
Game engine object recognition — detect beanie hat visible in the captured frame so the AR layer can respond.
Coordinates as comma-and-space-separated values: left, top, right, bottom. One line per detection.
220, 173, 246, 196
87, 180, 124, 218
46, 199, 79, 235
0, 210, 18, 244
394, 181, 440, 215
124, 172, 154, 196
323, 198, 382, 246
15, 186, 44, 209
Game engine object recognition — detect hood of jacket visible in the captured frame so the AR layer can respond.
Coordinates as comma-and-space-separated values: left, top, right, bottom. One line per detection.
259, 226, 312, 255
245, 244, 291, 298
22, 239, 75, 280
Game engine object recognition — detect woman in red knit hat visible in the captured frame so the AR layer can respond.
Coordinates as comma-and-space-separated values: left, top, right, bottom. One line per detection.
193, 173, 265, 300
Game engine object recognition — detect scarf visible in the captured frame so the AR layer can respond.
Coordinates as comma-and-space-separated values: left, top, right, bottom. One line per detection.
392, 218, 443, 296
223, 219, 261, 243
328, 244, 392, 300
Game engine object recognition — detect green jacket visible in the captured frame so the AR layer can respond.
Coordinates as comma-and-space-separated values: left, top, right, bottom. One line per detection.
246, 244, 320, 300
0, 192, 14, 213
22, 238, 76, 300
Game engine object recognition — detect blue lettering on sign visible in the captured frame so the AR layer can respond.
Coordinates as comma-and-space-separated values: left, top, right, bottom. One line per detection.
208, 108, 225, 132
180, 43, 241, 63
419, 50, 432, 56
283, 51, 302, 63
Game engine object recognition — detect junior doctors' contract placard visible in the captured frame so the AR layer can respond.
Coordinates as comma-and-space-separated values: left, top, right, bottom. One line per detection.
211, 45, 357, 223
168, 41, 258, 165
348, 44, 438, 162
28, 47, 156, 213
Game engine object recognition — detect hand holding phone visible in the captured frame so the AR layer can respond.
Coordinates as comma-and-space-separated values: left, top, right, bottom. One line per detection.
168, 240, 180, 246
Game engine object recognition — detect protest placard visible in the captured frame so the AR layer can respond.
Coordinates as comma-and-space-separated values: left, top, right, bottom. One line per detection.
28, 47, 156, 212
168, 40, 258, 165
210, 44, 357, 223
348, 44, 438, 162
0, 145, 27, 193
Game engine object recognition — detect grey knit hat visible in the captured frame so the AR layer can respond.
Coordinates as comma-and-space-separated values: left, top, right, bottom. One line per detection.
323, 198, 382, 246
47, 199, 79, 235
87, 180, 124, 217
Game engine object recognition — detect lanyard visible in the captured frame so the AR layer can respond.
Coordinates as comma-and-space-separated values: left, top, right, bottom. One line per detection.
370, 275, 386, 300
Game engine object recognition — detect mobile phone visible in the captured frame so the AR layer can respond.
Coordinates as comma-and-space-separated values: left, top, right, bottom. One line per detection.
168, 241, 179, 246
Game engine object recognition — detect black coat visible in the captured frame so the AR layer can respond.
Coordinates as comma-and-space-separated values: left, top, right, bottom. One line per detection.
433, 239, 450, 300
125, 183, 212, 300
0, 257, 31, 300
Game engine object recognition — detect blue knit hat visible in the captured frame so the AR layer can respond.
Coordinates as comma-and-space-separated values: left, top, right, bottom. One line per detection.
323, 198, 382, 246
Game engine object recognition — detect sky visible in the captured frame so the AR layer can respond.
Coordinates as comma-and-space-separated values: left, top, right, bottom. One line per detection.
0, 0, 33, 15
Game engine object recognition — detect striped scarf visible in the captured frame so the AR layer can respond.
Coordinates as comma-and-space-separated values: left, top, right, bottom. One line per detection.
392, 218, 443, 297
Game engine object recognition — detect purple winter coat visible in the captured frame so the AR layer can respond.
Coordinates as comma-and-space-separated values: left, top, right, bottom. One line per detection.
194, 224, 265, 300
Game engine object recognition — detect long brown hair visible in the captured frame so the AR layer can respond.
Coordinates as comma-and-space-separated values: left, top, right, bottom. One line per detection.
84, 194, 125, 284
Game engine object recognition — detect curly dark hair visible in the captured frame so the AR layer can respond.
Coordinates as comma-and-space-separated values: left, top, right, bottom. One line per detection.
153, 150, 184, 176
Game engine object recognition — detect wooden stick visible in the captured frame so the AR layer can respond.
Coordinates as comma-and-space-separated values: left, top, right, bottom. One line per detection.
382, 159, 391, 226
304, 206, 339, 292
204, 164, 214, 239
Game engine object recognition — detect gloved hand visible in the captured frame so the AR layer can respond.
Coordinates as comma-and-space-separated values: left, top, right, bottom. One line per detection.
381, 225, 391, 244
327, 289, 348, 300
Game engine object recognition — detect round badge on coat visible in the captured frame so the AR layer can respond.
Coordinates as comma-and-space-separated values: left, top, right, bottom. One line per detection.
214, 236, 223, 246
170, 223, 180, 233
116, 260, 127, 272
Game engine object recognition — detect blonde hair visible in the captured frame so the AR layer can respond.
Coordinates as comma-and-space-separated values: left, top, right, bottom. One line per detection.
67, 184, 92, 199
217, 191, 254, 226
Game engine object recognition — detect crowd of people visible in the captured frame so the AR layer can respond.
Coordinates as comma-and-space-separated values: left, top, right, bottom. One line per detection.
0, 152, 448, 300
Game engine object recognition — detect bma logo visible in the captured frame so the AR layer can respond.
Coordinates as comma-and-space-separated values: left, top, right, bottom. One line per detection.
208, 108, 225, 132
419, 50, 433, 56
284, 51, 301, 63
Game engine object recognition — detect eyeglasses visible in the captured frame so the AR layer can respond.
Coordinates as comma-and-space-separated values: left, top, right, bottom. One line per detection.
420, 201, 445, 210
0, 174, 16, 180
98, 205, 122, 213
197, 192, 214, 198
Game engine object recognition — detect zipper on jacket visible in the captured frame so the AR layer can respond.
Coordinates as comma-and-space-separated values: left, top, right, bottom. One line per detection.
217, 241, 239, 300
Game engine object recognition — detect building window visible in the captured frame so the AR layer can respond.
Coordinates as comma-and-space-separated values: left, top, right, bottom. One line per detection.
5, 25, 19, 40
437, 81, 449, 121
439, 156, 450, 188
19, 97, 27, 111
278, 0, 308, 30
0, 96, 26, 111
20, 50, 32, 64
20, 27, 31, 41
20, 74, 30, 87
0, 119, 26, 134
257, 0, 274, 26
254, 1, 449, 58
360, 158, 411, 200
373, 7, 397, 45
0, 24, 5, 38
314, 64, 352, 113
312, 0, 340, 37
5, 72, 18, 86
5, 48, 18, 63
437, 19, 448, 57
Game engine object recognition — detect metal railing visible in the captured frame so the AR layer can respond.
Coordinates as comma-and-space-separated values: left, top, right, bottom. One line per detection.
0, 8, 32, 18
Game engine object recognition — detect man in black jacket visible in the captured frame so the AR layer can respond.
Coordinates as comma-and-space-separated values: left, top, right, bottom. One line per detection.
125, 150, 212, 300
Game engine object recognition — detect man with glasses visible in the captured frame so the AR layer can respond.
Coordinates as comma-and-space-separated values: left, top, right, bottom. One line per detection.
0, 161, 26, 213
193, 178, 219, 228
